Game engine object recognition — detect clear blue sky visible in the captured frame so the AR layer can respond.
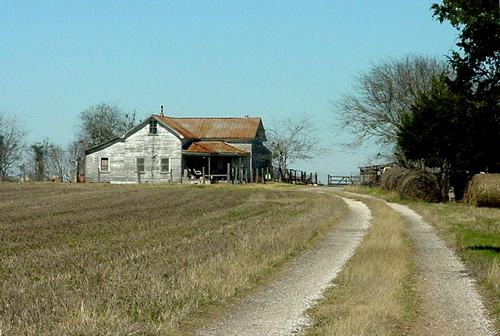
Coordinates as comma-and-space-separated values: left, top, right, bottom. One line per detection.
1, 1, 457, 180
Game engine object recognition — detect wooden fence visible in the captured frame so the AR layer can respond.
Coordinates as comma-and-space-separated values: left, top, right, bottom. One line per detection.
204, 166, 318, 185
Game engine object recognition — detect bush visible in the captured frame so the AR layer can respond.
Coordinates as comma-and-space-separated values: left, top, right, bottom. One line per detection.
397, 170, 441, 203
464, 174, 500, 208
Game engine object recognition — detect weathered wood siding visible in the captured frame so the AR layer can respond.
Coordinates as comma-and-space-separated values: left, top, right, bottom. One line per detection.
227, 140, 271, 173
251, 140, 271, 170
85, 122, 182, 183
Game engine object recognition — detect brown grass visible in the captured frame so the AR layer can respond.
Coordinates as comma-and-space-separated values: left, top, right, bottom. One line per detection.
0, 183, 347, 335
464, 173, 500, 208
303, 195, 416, 336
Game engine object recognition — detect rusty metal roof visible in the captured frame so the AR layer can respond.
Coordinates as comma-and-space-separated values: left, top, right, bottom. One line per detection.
155, 115, 261, 139
183, 141, 249, 155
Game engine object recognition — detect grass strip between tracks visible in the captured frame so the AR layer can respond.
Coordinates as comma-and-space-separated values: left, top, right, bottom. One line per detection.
303, 195, 417, 336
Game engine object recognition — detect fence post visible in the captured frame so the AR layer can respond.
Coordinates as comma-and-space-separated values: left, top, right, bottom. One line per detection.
315, 172, 318, 185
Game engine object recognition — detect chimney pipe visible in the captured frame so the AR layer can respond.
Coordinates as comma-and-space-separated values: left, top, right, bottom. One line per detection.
160, 105, 164, 117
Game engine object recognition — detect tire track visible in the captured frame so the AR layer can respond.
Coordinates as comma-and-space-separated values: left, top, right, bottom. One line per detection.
387, 202, 496, 336
197, 197, 372, 336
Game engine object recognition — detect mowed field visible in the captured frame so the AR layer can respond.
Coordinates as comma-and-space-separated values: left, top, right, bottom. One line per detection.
0, 183, 347, 335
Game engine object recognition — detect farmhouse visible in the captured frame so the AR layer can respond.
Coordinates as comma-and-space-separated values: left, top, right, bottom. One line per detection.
85, 112, 271, 183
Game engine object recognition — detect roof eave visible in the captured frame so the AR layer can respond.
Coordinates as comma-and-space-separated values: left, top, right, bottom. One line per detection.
182, 151, 248, 156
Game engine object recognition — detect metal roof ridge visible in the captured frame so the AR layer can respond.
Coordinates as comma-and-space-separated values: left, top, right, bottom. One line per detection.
169, 116, 261, 120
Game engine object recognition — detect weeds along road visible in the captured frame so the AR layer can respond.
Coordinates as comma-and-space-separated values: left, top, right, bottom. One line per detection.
197, 197, 372, 336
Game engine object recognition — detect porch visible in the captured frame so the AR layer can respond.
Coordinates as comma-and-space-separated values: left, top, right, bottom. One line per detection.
181, 141, 250, 183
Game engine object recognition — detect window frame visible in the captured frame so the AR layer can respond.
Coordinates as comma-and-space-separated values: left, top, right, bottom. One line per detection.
136, 157, 145, 173
99, 157, 110, 173
149, 119, 158, 135
160, 157, 170, 173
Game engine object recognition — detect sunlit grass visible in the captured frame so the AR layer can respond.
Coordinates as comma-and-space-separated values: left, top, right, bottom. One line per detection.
346, 185, 500, 329
0, 183, 347, 335
303, 196, 416, 336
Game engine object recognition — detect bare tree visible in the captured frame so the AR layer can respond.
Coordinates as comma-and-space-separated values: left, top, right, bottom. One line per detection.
0, 112, 25, 180
78, 103, 136, 148
24, 139, 74, 182
267, 115, 327, 179
67, 140, 85, 181
45, 143, 72, 181
336, 55, 446, 149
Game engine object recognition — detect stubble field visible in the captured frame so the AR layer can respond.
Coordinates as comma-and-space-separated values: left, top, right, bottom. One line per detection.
0, 183, 346, 335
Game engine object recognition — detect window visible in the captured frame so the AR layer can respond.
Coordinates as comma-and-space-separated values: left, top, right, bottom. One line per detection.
161, 158, 170, 173
136, 158, 145, 173
149, 120, 158, 135
100, 158, 109, 172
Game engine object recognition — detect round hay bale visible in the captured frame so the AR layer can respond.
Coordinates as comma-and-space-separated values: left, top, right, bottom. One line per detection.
398, 170, 441, 202
464, 174, 500, 208
380, 167, 409, 191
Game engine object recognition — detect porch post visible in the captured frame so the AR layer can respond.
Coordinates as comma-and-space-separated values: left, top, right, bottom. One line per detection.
239, 157, 243, 184
208, 156, 211, 177
227, 163, 231, 182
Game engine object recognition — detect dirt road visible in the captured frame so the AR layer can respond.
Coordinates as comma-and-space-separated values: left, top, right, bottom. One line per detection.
387, 202, 496, 336
197, 197, 372, 336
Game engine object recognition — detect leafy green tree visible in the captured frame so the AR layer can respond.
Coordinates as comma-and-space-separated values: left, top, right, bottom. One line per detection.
397, 1, 500, 200
398, 77, 464, 198
31, 139, 49, 181
431, 0, 499, 174
432, 0, 500, 99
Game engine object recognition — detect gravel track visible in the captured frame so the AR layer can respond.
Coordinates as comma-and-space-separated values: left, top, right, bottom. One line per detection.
387, 202, 496, 336
197, 197, 372, 336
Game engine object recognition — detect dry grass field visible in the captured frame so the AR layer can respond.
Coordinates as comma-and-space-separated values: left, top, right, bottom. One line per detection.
304, 195, 416, 336
0, 183, 347, 335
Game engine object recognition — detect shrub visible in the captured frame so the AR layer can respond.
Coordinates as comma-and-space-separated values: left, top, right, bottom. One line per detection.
464, 174, 500, 208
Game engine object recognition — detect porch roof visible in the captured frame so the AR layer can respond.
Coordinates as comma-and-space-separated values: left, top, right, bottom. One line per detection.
183, 141, 248, 156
